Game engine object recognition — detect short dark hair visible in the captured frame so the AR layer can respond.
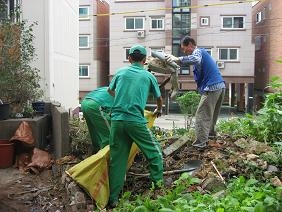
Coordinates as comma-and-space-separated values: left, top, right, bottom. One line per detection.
129, 51, 146, 62
181, 35, 196, 46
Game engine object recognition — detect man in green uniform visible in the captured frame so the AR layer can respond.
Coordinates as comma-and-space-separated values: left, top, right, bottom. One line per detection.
80, 87, 114, 153
107, 44, 164, 207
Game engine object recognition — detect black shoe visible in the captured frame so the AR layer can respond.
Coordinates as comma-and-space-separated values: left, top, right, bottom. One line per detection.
208, 131, 217, 138
107, 201, 118, 209
192, 140, 207, 148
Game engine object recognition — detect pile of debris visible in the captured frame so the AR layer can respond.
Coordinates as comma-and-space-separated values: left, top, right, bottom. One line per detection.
0, 134, 281, 211
123, 134, 282, 203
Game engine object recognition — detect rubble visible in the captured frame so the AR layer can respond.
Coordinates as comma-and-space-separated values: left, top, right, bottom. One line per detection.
0, 135, 280, 211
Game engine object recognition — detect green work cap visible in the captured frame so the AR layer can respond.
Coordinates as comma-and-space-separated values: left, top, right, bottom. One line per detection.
129, 44, 147, 56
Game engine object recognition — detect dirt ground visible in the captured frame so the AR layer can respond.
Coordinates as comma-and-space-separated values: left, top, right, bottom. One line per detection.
0, 167, 70, 212
0, 135, 280, 211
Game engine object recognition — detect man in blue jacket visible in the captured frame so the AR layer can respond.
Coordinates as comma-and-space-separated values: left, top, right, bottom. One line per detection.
166, 35, 225, 148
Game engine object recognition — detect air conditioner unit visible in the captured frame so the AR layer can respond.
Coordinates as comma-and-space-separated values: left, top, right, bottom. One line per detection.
217, 61, 225, 69
137, 30, 145, 38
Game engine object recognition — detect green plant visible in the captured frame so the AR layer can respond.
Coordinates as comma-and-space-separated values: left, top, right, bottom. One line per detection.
0, 10, 43, 114
217, 76, 282, 144
21, 102, 35, 118
69, 118, 92, 158
108, 175, 282, 212
176, 91, 200, 129
255, 77, 282, 143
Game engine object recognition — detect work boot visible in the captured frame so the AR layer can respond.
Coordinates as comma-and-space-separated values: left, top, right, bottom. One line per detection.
192, 140, 207, 149
107, 200, 118, 209
208, 131, 217, 139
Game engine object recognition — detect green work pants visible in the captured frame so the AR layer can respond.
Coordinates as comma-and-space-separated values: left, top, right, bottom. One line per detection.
81, 99, 111, 153
195, 88, 225, 143
109, 120, 163, 203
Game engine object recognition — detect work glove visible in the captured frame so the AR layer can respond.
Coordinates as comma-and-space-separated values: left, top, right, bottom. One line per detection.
165, 54, 180, 64
153, 108, 162, 118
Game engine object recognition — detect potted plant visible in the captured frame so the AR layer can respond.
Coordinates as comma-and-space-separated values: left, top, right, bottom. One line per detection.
0, 99, 10, 120
0, 10, 43, 117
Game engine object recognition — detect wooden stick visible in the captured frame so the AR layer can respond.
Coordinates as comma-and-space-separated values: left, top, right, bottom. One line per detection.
128, 167, 196, 178
211, 161, 226, 184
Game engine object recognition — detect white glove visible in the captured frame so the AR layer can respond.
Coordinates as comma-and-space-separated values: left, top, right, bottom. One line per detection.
165, 54, 180, 64
153, 108, 162, 118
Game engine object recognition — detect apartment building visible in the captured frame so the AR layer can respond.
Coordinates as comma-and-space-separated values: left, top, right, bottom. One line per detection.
108, 0, 173, 111
252, 0, 282, 110
192, 0, 255, 111
109, 0, 255, 112
79, 0, 109, 100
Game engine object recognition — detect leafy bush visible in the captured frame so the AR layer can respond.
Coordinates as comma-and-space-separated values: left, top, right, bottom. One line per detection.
69, 118, 92, 158
217, 76, 282, 144
176, 91, 200, 129
255, 76, 282, 143
0, 12, 43, 114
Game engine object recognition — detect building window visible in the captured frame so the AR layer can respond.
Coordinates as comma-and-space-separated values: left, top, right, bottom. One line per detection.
79, 6, 89, 20
150, 47, 164, 55
221, 16, 245, 29
200, 17, 210, 27
124, 48, 130, 61
180, 67, 189, 75
79, 65, 89, 78
79, 35, 89, 48
199, 47, 212, 56
218, 48, 239, 61
150, 17, 164, 30
256, 10, 265, 23
125, 17, 144, 30
173, 0, 190, 12
255, 36, 261, 51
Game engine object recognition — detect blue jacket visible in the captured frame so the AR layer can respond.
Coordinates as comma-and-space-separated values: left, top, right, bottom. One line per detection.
193, 48, 224, 93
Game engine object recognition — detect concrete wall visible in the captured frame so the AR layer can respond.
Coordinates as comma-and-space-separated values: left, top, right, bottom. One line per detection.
51, 103, 70, 159
0, 115, 50, 149
22, 0, 79, 113
0, 102, 70, 159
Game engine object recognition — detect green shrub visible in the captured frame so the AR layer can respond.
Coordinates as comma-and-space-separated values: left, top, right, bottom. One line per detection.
176, 91, 200, 129
217, 76, 282, 144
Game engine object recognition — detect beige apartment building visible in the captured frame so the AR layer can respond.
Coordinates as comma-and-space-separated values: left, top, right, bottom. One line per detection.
108, 0, 255, 112
79, 0, 109, 100
252, 0, 282, 110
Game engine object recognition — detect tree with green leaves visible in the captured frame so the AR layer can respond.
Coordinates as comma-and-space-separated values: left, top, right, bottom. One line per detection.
176, 91, 200, 129
0, 9, 42, 115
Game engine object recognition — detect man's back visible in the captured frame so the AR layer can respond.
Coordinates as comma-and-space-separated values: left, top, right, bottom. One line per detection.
109, 63, 160, 123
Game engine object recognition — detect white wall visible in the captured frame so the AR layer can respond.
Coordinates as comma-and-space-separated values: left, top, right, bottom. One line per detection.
22, 0, 79, 112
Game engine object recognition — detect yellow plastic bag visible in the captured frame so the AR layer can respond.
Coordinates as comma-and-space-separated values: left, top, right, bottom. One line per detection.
66, 110, 156, 209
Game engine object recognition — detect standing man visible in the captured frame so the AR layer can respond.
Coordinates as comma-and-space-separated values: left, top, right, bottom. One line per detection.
166, 35, 225, 148
107, 44, 163, 207
80, 87, 114, 153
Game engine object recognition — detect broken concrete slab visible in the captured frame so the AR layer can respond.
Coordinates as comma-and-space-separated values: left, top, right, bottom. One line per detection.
163, 134, 190, 156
